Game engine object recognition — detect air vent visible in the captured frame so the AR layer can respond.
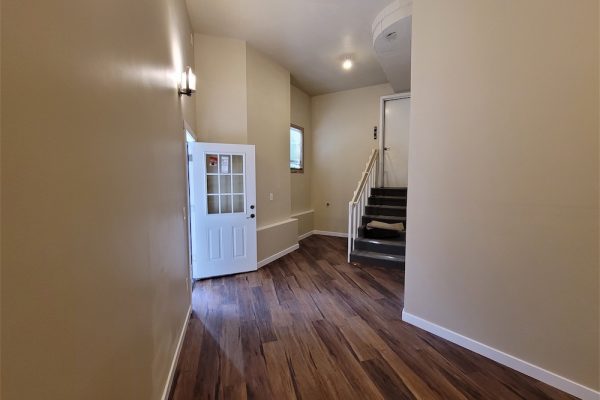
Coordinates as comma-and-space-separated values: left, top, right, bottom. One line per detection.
385, 31, 398, 41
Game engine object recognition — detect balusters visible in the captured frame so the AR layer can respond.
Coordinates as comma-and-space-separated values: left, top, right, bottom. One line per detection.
347, 149, 379, 262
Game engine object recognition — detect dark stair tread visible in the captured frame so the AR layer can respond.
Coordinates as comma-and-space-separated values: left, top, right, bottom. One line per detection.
363, 214, 407, 222
350, 250, 405, 264
354, 237, 406, 246
378, 187, 408, 190
369, 195, 407, 202
358, 224, 406, 239
366, 205, 407, 210
372, 187, 407, 193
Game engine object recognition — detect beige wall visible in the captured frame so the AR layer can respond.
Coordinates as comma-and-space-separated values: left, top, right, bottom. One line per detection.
311, 84, 393, 233
405, 0, 599, 392
193, 38, 296, 263
2, 0, 195, 398
194, 34, 247, 144
291, 85, 312, 214
246, 45, 292, 228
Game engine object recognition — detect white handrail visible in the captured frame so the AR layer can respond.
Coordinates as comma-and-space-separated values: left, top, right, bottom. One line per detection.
348, 149, 379, 262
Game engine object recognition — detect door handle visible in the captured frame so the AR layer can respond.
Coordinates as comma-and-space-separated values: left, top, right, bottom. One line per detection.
247, 214, 255, 219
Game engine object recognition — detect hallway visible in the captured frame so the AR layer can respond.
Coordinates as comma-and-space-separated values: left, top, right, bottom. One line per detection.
169, 236, 575, 400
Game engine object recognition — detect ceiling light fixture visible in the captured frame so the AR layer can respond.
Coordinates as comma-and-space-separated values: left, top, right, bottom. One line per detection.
342, 58, 353, 70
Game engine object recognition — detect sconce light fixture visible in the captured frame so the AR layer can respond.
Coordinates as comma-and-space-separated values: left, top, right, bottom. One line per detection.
179, 66, 196, 96
342, 57, 353, 70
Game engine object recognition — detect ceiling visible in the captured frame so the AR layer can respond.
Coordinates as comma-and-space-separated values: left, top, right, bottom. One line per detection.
186, 0, 396, 95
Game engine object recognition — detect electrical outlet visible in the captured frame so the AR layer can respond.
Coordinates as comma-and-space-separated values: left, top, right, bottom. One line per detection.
269, 193, 274, 201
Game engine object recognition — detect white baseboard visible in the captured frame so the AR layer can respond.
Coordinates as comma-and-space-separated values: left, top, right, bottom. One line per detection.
161, 305, 192, 400
402, 311, 600, 400
298, 231, 313, 241
258, 243, 300, 268
312, 230, 348, 238
298, 230, 348, 241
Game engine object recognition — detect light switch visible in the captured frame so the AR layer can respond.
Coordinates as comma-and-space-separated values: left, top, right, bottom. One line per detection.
269, 193, 274, 201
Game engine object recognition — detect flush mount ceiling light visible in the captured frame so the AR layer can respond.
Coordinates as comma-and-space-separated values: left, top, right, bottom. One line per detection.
342, 58, 353, 70
179, 66, 196, 96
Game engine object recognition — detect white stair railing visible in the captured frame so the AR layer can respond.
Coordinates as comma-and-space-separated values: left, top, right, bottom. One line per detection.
348, 149, 379, 262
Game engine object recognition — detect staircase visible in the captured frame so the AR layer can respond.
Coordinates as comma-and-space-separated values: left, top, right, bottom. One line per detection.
349, 187, 406, 268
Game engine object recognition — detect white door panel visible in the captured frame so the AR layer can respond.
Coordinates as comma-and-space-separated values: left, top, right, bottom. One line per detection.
383, 97, 410, 187
189, 143, 257, 279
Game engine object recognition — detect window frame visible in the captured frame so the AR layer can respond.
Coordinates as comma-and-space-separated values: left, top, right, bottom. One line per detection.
290, 124, 304, 173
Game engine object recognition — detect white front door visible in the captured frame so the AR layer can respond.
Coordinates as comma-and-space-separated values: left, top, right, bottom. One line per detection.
188, 142, 257, 279
383, 96, 411, 187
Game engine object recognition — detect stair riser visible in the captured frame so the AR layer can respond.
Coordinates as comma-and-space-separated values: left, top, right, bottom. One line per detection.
365, 206, 406, 217
372, 188, 407, 197
350, 254, 405, 269
368, 197, 407, 206
354, 241, 405, 255
358, 227, 406, 241
362, 216, 407, 226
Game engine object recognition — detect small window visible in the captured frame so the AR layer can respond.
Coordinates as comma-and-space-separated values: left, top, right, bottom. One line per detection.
290, 125, 304, 173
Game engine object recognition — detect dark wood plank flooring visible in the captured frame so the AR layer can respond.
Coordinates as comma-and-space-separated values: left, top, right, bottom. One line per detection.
169, 235, 576, 400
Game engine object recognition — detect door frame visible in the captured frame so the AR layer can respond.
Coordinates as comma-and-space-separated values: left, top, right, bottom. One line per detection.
378, 92, 411, 187
183, 122, 197, 295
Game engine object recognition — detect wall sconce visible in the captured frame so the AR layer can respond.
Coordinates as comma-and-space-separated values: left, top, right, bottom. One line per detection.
179, 66, 196, 96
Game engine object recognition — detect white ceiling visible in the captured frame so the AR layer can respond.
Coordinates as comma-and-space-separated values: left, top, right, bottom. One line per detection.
186, 0, 396, 95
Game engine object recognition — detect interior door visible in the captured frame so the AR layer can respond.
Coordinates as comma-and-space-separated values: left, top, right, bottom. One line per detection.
188, 142, 257, 279
383, 97, 411, 187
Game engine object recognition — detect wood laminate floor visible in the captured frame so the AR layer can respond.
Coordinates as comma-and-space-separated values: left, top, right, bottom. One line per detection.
169, 235, 576, 400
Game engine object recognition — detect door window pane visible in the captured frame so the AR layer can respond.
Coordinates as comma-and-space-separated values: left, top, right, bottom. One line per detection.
233, 195, 245, 213
232, 155, 243, 173
206, 154, 218, 174
219, 175, 232, 194
220, 195, 232, 213
207, 195, 219, 214
232, 175, 244, 193
219, 155, 231, 174
207, 175, 219, 194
